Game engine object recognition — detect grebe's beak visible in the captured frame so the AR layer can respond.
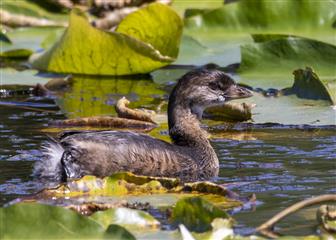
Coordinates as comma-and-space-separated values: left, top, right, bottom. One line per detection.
225, 84, 253, 100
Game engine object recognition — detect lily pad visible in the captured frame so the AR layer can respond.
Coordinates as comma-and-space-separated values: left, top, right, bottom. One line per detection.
90, 207, 160, 229
30, 172, 241, 209
104, 224, 136, 240
291, 68, 336, 105
317, 205, 336, 233
171, 0, 224, 16
171, 197, 230, 232
238, 37, 336, 89
0, 48, 33, 59
175, 34, 245, 66
2, 27, 64, 55
179, 218, 237, 240
184, 0, 336, 46
243, 94, 335, 125
0, 202, 135, 239
31, 4, 183, 75
0, 68, 50, 85
1, 0, 67, 23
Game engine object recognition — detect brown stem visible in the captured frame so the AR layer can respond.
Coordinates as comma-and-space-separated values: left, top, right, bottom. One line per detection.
115, 97, 156, 123
256, 194, 336, 232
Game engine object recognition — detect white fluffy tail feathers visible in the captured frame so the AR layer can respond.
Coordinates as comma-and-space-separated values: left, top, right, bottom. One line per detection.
33, 142, 64, 181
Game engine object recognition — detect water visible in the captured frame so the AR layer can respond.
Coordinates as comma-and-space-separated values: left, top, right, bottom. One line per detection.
213, 130, 336, 235
0, 78, 335, 236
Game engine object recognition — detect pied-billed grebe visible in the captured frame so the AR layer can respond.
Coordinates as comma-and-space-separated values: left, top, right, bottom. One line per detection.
34, 69, 252, 182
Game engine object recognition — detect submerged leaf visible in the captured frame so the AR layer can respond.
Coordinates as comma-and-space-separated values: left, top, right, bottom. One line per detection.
171, 197, 230, 232
31, 4, 183, 75
292, 68, 336, 105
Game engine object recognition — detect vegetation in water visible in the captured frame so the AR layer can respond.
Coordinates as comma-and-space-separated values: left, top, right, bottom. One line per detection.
0, 0, 335, 239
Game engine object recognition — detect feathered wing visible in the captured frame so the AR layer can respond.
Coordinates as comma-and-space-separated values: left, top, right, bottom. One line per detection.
34, 131, 199, 181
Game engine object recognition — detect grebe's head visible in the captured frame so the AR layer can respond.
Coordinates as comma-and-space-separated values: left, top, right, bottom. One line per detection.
170, 69, 252, 118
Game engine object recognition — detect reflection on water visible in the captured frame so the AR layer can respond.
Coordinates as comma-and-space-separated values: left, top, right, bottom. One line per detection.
59, 75, 165, 118
0, 76, 335, 235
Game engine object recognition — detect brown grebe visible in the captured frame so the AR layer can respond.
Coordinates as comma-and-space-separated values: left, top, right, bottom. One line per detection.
34, 69, 252, 182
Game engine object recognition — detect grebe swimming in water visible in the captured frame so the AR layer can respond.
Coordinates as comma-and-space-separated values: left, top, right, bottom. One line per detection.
34, 69, 252, 182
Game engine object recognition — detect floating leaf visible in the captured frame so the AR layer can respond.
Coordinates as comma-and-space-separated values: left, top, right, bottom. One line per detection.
2, 27, 64, 54
0, 68, 50, 85
291, 68, 336, 105
316, 205, 336, 233
177, 0, 335, 67
242, 94, 335, 125
29, 172, 241, 209
1, 0, 67, 23
104, 224, 136, 240
238, 37, 336, 89
90, 207, 160, 229
171, 197, 230, 232
171, 0, 224, 16
184, 0, 336, 46
0, 48, 33, 59
0, 202, 135, 239
179, 218, 236, 240
31, 4, 183, 75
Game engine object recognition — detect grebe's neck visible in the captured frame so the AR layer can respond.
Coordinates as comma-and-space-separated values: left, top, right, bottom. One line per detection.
168, 103, 208, 147
167, 92, 219, 172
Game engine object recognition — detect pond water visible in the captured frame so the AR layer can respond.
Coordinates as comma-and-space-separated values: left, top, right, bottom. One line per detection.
0, 75, 335, 236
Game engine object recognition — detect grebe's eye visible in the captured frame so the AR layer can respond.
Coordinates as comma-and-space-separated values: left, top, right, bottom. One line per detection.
208, 81, 219, 90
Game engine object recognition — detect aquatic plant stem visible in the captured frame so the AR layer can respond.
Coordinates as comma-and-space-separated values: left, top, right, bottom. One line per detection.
256, 194, 336, 233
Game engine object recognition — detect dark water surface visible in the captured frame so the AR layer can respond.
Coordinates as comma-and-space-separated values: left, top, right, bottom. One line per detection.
0, 79, 335, 236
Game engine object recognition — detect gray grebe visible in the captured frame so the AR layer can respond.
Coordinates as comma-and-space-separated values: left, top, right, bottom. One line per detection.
34, 69, 252, 182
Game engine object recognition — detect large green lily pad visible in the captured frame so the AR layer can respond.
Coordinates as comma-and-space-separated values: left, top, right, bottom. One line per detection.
242, 94, 335, 125
184, 0, 336, 46
0, 202, 135, 239
176, 0, 335, 67
31, 4, 183, 75
238, 37, 336, 89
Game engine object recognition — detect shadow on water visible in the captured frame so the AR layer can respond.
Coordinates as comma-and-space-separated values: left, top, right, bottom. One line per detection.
0, 74, 335, 235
